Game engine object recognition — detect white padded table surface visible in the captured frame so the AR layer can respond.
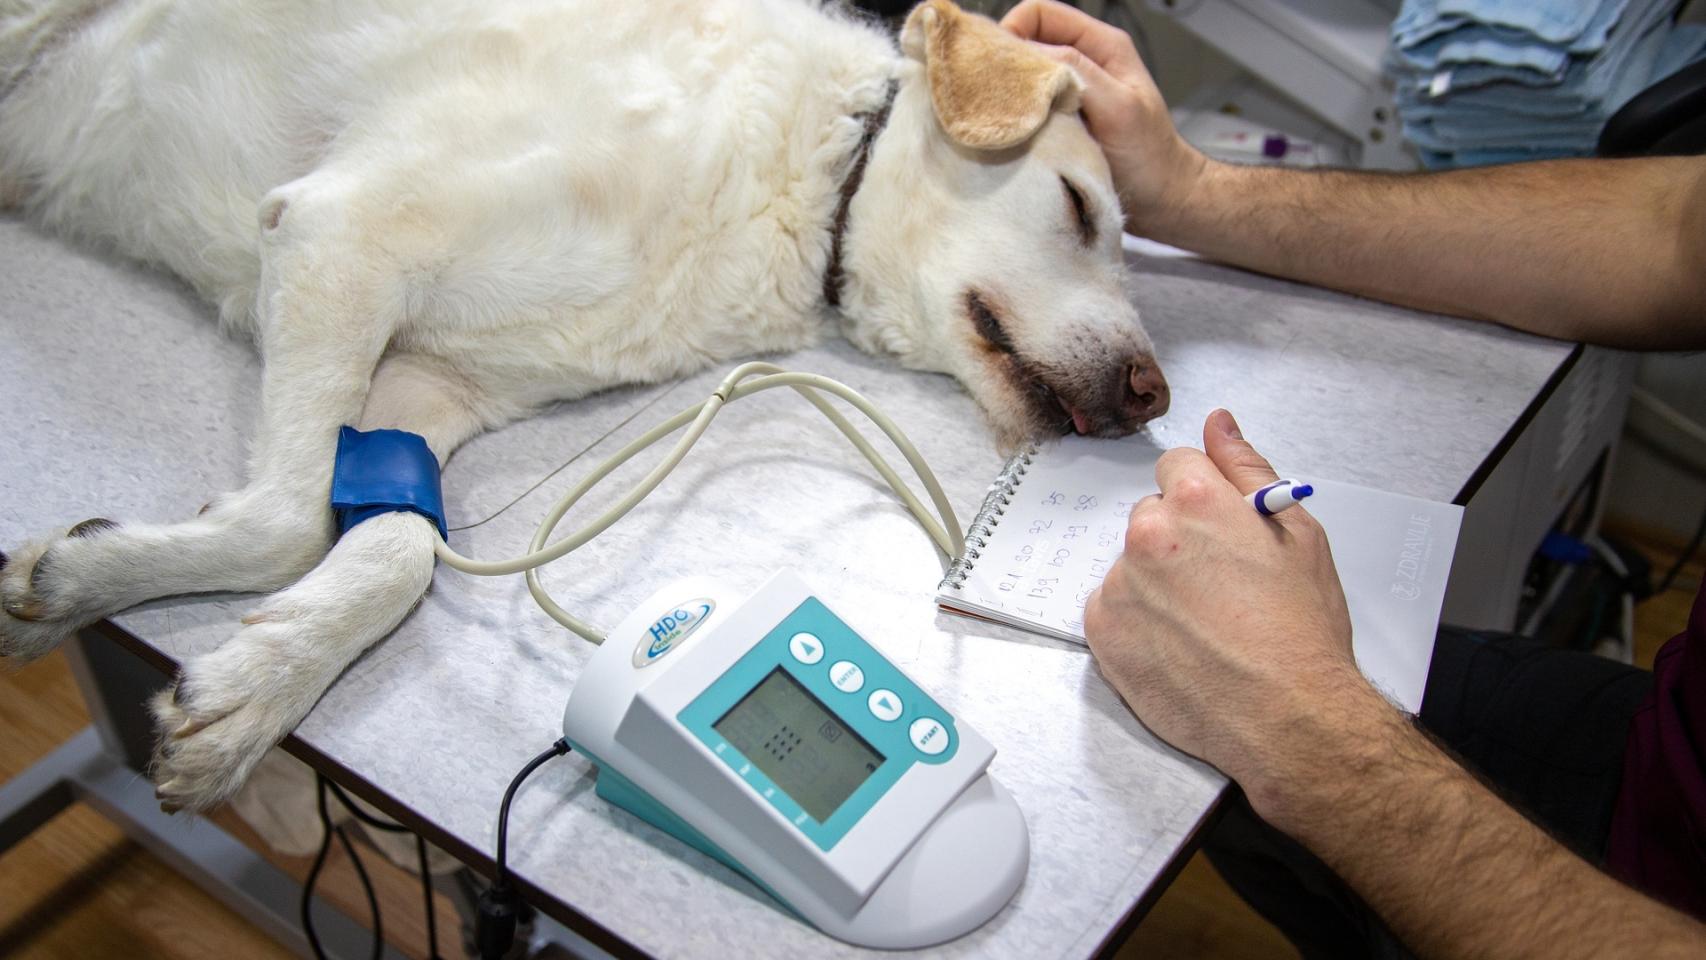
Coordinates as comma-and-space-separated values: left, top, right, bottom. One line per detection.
0, 217, 1576, 958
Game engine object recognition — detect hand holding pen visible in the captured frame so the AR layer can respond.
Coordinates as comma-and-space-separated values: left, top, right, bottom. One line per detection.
1084, 408, 1354, 802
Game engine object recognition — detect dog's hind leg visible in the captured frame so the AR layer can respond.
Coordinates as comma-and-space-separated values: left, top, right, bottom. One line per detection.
0, 175, 401, 662
150, 352, 491, 811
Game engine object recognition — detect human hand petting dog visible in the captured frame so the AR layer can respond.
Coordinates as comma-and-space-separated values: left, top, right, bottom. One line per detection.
1082, 409, 1389, 816
1000, 0, 1207, 237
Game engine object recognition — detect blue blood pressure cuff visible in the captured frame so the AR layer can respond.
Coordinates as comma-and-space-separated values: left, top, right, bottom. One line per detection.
330, 426, 448, 540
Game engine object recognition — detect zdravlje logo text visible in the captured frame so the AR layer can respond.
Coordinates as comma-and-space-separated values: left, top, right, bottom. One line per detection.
1389, 513, 1432, 600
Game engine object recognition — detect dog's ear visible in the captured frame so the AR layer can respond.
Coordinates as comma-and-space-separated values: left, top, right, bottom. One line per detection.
901, 0, 1083, 151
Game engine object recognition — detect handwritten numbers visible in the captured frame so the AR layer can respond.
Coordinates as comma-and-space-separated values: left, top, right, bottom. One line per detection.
971, 467, 1150, 638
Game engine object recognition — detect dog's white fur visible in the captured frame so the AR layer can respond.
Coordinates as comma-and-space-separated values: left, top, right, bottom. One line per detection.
0, 0, 1166, 809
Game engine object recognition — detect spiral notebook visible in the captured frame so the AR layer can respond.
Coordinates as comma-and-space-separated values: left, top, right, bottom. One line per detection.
936, 436, 1464, 711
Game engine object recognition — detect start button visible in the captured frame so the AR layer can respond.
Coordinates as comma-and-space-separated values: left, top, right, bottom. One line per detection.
908, 717, 948, 756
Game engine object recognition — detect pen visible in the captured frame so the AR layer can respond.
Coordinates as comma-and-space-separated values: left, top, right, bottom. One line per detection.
1248, 479, 1314, 517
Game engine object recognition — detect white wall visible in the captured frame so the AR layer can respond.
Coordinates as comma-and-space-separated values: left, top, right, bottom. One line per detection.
1122, 5, 1242, 103
963, 1, 1240, 103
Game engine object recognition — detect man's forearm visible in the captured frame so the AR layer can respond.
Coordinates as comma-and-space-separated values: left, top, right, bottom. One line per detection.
1252, 690, 1706, 960
1147, 156, 1706, 350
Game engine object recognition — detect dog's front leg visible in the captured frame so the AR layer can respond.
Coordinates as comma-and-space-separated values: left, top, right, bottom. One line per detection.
0, 179, 398, 661
150, 353, 492, 811
148, 509, 439, 810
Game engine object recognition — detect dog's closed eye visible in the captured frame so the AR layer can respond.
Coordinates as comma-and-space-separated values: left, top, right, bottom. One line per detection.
967, 291, 1014, 353
1061, 176, 1095, 247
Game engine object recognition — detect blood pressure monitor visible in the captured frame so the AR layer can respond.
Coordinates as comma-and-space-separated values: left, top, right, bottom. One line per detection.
561, 571, 1029, 948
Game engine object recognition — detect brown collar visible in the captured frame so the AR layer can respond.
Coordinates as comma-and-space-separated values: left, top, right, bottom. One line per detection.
823, 80, 900, 310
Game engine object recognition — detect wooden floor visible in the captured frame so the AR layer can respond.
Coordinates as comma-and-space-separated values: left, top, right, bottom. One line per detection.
2, 535, 1698, 960
0, 649, 466, 960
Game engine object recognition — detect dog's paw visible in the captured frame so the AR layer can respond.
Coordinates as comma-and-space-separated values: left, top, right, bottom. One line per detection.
0, 520, 116, 661
150, 608, 335, 812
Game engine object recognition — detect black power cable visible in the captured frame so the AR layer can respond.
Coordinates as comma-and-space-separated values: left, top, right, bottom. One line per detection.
416, 831, 440, 958
478, 738, 573, 960
303, 773, 444, 960
299, 740, 570, 960
303, 775, 380, 960
337, 819, 384, 960
321, 779, 442, 960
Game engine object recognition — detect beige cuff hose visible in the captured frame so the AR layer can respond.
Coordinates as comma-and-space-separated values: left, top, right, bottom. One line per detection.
433, 362, 964, 643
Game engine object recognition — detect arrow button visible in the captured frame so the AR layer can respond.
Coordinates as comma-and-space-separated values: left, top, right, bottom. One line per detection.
788, 632, 824, 665
867, 688, 903, 722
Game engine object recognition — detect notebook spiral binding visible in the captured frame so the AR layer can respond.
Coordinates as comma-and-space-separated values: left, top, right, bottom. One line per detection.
938, 446, 1037, 591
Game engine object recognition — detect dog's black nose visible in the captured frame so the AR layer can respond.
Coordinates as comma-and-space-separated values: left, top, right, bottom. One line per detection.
1126, 362, 1170, 422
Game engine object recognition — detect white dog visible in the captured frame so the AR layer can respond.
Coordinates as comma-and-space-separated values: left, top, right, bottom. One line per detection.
0, 0, 1168, 810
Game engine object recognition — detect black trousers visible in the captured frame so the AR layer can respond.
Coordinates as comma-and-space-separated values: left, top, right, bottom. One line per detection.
1203, 628, 1656, 960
